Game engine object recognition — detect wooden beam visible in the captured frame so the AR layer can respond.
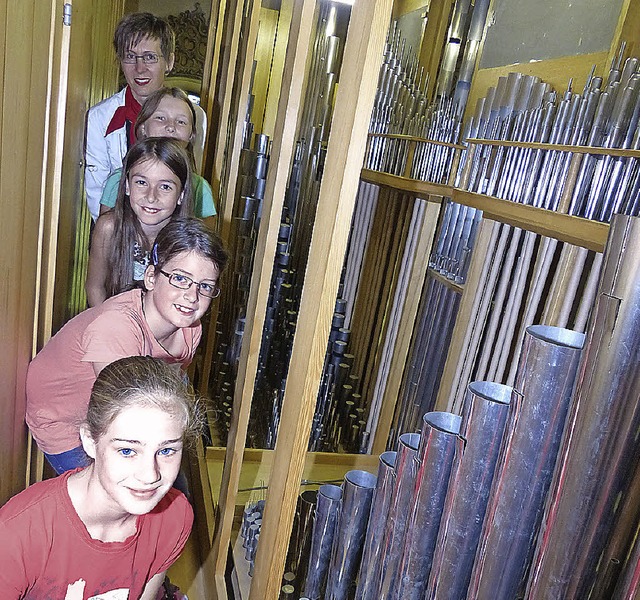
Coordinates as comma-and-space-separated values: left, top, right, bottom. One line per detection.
419, 0, 454, 100
208, 1, 318, 598
452, 189, 608, 252
361, 168, 452, 197
248, 0, 394, 596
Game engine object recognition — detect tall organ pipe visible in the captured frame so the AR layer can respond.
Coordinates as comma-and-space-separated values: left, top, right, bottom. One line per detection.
525, 214, 640, 598
378, 433, 420, 598
468, 325, 585, 600
304, 484, 342, 600
395, 412, 462, 600
325, 470, 377, 600
355, 451, 397, 600
426, 381, 516, 599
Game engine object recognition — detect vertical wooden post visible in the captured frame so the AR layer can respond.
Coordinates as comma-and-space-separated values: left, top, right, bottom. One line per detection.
248, 0, 394, 597
208, 1, 318, 598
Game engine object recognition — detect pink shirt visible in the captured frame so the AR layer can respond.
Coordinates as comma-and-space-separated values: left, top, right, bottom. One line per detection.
0, 469, 193, 598
26, 289, 201, 454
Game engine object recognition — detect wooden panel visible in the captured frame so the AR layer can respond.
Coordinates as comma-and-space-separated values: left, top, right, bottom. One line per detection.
361, 167, 452, 197
262, 1, 292, 138
419, 0, 454, 100
609, 0, 640, 62
208, 1, 319, 598
0, 0, 57, 502
206, 447, 379, 505
248, 0, 394, 596
251, 7, 279, 133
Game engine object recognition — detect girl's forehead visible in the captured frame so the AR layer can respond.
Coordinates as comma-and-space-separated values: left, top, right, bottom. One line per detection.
163, 250, 220, 278
104, 404, 184, 440
130, 157, 176, 176
155, 96, 192, 118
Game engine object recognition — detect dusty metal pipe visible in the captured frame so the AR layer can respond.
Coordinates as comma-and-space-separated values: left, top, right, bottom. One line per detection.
304, 484, 342, 600
395, 412, 462, 600
468, 325, 585, 600
426, 381, 516, 599
355, 451, 397, 600
377, 433, 421, 599
326, 470, 378, 600
525, 213, 640, 599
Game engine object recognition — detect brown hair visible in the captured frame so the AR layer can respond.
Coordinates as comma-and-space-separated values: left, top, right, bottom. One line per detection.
113, 12, 175, 62
151, 217, 229, 274
86, 355, 204, 450
106, 138, 194, 298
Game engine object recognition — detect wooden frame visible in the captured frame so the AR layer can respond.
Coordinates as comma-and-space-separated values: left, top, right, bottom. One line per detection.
208, 1, 319, 597
247, 0, 394, 596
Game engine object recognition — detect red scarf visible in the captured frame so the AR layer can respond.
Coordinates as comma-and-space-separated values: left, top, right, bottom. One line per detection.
105, 86, 141, 147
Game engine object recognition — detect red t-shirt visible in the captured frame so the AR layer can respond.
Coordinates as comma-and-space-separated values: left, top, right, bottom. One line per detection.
26, 289, 201, 454
0, 469, 193, 598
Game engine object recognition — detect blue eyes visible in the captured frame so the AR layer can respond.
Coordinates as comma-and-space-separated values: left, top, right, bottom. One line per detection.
117, 447, 179, 457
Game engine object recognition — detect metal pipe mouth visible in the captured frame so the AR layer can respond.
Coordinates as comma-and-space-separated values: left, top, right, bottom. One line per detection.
301, 490, 318, 504
345, 469, 377, 489
468, 381, 514, 405
380, 450, 397, 469
423, 411, 462, 435
319, 484, 342, 501
526, 324, 586, 349
399, 432, 421, 451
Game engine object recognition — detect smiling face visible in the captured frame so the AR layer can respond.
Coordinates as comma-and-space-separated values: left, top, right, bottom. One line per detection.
82, 404, 184, 517
126, 157, 183, 234
143, 250, 220, 339
140, 96, 194, 148
121, 36, 173, 104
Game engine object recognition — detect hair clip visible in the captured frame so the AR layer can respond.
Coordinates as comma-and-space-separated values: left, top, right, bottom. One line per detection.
151, 243, 159, 265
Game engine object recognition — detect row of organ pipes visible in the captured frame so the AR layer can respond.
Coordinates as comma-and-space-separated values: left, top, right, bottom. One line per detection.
203, 5, 640, 597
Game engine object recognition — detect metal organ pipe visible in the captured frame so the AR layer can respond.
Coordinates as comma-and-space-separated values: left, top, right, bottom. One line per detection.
325, 470, 377, 600
395, 412, 462, 600
426, 381, 516, 599
355, 451, 397, 600
468, 325, 585, 600
525, 214, 640, 598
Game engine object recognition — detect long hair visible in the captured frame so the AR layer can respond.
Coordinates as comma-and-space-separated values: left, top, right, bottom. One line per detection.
135, 87, 197, 170
86, 355, 204, 451
105, 138, 194, 298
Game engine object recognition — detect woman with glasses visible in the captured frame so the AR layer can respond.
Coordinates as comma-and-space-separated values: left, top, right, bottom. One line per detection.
26, 218, 228, 475
85, 12, 176, 222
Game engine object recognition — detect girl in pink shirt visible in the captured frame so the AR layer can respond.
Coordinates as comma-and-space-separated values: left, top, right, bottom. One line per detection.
26, 217, 227, 474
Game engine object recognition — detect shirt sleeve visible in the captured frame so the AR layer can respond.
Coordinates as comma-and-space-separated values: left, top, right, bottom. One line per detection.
99, 169, 122, 209
80, 310, 148, 364
194, 175, 217, 218
85, 104, 113, 222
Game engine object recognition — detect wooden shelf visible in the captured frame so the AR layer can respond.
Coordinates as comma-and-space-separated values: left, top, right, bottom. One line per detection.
464, 138, 640, 158
359, 167, 609, 253
452, 190, 609, 253
428, 267, 465, 294
361, 168, 452, 198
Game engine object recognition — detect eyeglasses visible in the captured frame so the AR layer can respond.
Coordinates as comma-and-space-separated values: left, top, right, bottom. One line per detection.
122, 51, 160, 65
158, 270, 221, 299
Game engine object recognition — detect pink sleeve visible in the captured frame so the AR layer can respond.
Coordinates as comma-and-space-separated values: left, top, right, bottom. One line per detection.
81, 311, 148, 364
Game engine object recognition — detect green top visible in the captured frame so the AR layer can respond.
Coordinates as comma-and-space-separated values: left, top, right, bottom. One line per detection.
99, 168, 217, 218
